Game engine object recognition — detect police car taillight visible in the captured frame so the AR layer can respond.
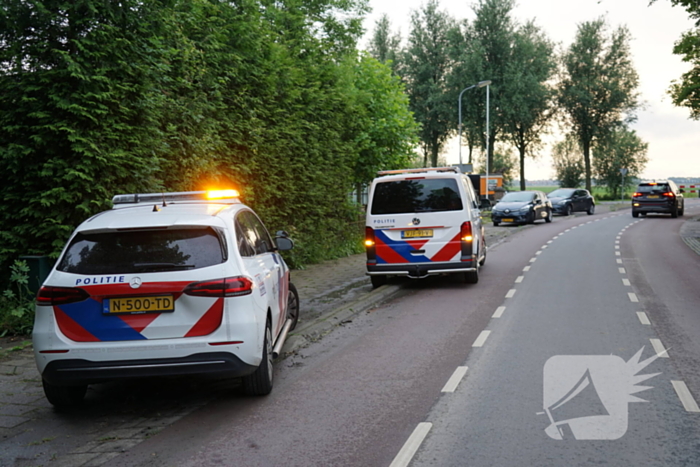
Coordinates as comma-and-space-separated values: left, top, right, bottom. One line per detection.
364, 227, 375, 247
184, 277, 253, 297
460, 221, 473, 242
36, 286, 90, 306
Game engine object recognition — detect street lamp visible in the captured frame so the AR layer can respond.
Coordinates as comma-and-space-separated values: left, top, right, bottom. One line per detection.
458, 80, 492, 172
484, 81, 491, 204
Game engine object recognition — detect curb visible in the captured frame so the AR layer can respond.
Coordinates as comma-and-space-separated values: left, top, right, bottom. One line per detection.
281, 284, 407, 357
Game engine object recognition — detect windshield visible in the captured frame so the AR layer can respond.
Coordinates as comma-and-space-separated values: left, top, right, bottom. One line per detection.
500, 192, 535, 203
548, 189, 575, 198
637, 184, 669, 193
58, 227, 226, 274
371, 178, 463, 214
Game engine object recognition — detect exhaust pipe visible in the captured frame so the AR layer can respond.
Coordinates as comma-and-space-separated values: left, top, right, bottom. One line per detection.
272, 318, 294, 359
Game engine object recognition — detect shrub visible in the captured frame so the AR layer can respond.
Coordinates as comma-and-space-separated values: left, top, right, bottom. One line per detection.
0, 260, 35, 337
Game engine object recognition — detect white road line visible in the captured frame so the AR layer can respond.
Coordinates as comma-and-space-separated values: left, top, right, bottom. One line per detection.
622, 279, 631, 286
523, 266, 531, 272
617, 259, 623, 264
615, 245, 620, 250
650, 338, 669, 358
390, 423, 432, 467
671, 381, 700, 413
615, 240, 620, 244
492, 306, 506, 318
547, 240, 553, 244
542, 245, 548, 249
529, 257, 537, 263
516, 276, 524, 283
629, 293, 639, 302
637, 312, 651, 325
619, 268, 626, 274
536, 250, 542, 255
506, 289, 516, 298
473, 330, 492, 347
441, 366, 469, 393
615, 251, 621, 256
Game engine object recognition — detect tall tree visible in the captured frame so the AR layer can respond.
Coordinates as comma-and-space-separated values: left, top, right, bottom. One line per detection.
402, 0, 456, 167
503, 21, 556, 190
557, 18, 640, 192
368, 13, 402, 73
593, 126, 648, 199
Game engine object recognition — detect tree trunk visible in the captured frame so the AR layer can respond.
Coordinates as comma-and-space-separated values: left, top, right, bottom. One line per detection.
519, 145, 526, 191
582, 138, 592, 192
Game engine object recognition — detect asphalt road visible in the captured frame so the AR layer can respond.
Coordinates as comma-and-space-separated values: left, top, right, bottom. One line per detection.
104, 202, 700, 466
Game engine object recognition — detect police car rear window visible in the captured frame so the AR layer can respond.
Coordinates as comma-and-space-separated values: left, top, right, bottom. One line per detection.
371, 178, 463, 214
57, 227, 226, 274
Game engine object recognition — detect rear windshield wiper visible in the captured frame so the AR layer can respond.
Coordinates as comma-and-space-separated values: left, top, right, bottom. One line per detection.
132, 263, 195, 272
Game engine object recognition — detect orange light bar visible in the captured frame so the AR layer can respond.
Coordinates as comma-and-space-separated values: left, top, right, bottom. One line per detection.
207, 189, 240, 200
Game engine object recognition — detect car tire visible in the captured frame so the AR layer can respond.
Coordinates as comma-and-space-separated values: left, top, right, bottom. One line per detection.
463, 269, 479, 284
287, 283, 299, 331
587, 203, 595, 215
679, 203, 685, 216
370, 275, 387, 288
42, 379, 87, 407
528, 210, 536, 224
565, 204, 573, 216
242, 320, 273, 396
671, 205, 678, 218
493, 220, 500, 227
632, 211, 639, 218
545, 209, 552, 223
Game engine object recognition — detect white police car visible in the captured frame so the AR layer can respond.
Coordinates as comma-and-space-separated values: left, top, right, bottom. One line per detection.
33, 190, 299, 406
365, 167, 486, 287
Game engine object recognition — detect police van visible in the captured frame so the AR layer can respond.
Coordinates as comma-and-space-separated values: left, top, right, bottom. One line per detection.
364, 167, 486, 288
33, 190, 299, 406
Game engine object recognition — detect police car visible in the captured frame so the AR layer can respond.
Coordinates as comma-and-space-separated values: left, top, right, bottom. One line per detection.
33, 190, 299, 407
364, 167, 486, 287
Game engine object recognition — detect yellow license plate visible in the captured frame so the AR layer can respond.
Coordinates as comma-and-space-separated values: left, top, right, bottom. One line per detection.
106, 296, 174, 314
647, 195, 659, 198
402, 229, 433, 239
502, 218, 514, 222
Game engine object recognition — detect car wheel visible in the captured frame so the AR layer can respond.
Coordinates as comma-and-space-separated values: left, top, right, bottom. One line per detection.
493, 220, 500, 227
528, 210, 536, 224
671, 205, 678, 218
587, 203, 595, 215
565, 204, 573, 216
478, 239, 487, 266
370, 275, 387, 288
242, 320, 273, 396
679, 203, 685, 216
632, 211, 639, 218
287, 283, 299, 331
42, 379, 87, 407
463, 269, 479, 284
545, 209, 552, 223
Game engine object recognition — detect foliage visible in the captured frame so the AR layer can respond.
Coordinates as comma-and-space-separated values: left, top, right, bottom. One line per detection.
552, 135, 585, 188
402, 0, 456, 167
475, 147, 517, 187
0, 261, 35, 336
557, 18, 640, 192
593, 126, 648, 199
368, 13, 402, 74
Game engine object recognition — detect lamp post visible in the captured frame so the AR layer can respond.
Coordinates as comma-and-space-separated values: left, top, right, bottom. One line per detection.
484, 81, 491, 203
458, 80, 492, 170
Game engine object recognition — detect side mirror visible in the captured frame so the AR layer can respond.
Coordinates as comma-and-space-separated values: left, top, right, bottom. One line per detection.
275, 236, 294, 251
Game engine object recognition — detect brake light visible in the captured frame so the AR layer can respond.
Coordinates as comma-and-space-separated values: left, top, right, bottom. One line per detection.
36, 286, 89, 306
184, 277, 253, 297
663, 192, 675, 198
461, 221, 473, 242
632, 192, 642, 198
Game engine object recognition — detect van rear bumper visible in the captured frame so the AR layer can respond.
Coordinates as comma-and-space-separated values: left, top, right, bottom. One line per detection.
367, 259, 476, 279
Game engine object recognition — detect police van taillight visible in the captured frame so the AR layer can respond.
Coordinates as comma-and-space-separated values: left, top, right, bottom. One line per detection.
36, 286, 90, 306
365, 227, 377, 262
184, 277, 253, 297
460, 221, 473, 242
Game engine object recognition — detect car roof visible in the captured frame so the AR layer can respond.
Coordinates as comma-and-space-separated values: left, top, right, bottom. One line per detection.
373, 167, 464, 182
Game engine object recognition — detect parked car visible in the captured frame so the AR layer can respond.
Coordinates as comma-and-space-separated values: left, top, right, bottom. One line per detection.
365, 167, 486, 286
491, 191, 552, 226
33, 190, 299, 407
632, 180, 685, 218
548, 188, 596, 216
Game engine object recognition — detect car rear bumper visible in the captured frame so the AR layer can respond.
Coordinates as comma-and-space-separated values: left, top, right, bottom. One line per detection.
632, 202, 673, 213
367, 258, 476, 279
40, 352, 256, 386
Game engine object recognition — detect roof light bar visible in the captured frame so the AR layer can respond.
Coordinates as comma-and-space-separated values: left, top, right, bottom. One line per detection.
112, 190, 240, 206
377, 167, 460, 176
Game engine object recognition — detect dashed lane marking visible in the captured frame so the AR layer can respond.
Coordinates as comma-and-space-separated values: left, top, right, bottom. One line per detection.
637, 312, 651, 325
629, 293, 639, 302
523, 266, 531, 272
529, 257, 537, 263
622, 279, 631, 286
619, 268, 626, 274
441, 366, 469, 393
390, 423, 432, 467
492, 306, 506, 318
617, 259, 623, 264
506, 289, 516, 298
671, 381, 700, 413
516, 276, 524, 283
650, 338, 670, 358
473, 331, 492, 347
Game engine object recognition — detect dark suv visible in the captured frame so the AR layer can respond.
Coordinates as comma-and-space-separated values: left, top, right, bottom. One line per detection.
632, 180, 685, 218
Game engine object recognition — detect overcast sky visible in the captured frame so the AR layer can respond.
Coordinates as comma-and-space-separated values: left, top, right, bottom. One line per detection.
361, 0, 700, 181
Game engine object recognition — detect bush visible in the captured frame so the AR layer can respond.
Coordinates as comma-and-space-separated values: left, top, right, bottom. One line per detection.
0, 260, 35, 337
